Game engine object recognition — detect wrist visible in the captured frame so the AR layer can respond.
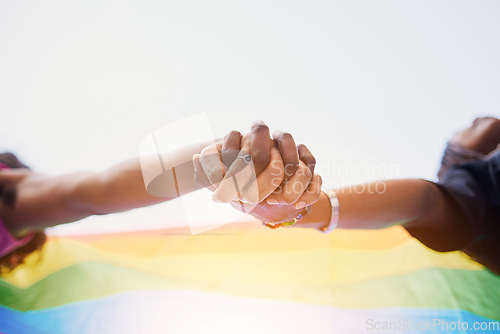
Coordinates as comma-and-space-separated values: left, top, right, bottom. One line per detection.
294, 192, 332, 229
318, 190, 339, 233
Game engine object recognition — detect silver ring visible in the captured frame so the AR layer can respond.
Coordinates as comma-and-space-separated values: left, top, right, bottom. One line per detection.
238, 154, 252, 165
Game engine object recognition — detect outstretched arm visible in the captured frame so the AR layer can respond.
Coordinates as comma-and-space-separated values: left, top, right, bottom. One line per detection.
0, 157, 185, 231
0, 120, 297, 232
0, 139, 221, 231
296, 179, 473, 252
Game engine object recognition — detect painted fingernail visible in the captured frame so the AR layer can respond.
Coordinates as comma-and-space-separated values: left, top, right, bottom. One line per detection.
295, 201, 306, 209
266, 198, 279, 205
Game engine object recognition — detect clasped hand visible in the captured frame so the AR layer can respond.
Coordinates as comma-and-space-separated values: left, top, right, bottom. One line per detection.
193, 121, 322, 224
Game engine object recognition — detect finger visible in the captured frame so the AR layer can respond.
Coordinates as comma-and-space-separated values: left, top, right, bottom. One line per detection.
272, 130, 299, 180
212, 150, 256, 203
297, 144, 316, 175
212, 140, 284, 204
292, 173, 322, 209
240, 143, 284, 204
221, 130, 242, 168
250, 120, 272, 175
192, 154, 217, 192
240, 132, 251, 153
211, 134, 253, 202
267, 160, 312, 205
199, 143, 226, 187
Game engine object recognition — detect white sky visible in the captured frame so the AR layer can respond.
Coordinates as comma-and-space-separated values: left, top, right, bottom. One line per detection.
1, 0, 499, 235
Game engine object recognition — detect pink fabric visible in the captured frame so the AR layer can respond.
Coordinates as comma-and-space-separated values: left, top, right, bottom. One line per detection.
0, 162, 35, 258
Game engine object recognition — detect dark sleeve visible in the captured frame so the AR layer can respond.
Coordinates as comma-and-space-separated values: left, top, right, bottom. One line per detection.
438, 152, 500, 273
437, 167, 488, 238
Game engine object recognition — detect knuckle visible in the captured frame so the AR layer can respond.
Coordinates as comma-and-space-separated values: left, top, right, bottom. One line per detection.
201, 144, 217, 156
278, 132, 292, 141
252, 123, 269, 133
230, 130, 242, 138
298, 144, 315, 159
225, 130, 242, 140
200, 146, 209, 156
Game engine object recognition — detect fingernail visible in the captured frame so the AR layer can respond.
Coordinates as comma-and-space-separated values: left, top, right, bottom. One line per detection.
266, 198, 279, 205
295, 201, 306, 209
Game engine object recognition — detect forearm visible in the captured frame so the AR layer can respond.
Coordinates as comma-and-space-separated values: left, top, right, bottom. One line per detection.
2, 172, 99, 230
338, 179, 436, 229
2, 167, 156, 230
297, 179, 473, 251
298, 179, 433, 228
2, 141, 216, 230
72, 159, 170, 216
74, 141, 216, 215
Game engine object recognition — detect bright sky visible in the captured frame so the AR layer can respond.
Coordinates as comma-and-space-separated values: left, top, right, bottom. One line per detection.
1, 0, 500, 235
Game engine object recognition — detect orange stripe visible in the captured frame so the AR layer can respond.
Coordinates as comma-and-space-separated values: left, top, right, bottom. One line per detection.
54, 223, 412, 255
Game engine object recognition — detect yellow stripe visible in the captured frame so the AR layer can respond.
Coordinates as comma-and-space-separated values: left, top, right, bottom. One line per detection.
5, 228, 481, 289
60, 223, 412, 256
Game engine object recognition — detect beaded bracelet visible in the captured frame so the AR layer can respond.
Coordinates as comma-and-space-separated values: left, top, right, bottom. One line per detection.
262, 205, 312, 229
319, 190, 339, 233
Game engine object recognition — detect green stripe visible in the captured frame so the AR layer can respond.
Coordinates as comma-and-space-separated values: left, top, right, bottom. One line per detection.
1, 263, 499, 321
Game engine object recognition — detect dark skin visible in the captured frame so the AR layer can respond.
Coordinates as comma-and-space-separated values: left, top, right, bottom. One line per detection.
0, 121, 317, 271
301, 118, 500, 253
5, 117, 497, 269
220, 124, 306, 179
451, 117, 500, 155
0, 120, 315, 234
205, 118, 500, 260
194, 120, 320, 219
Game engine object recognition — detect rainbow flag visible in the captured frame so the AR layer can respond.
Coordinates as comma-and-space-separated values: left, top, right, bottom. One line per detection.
1, 222, 499, 333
